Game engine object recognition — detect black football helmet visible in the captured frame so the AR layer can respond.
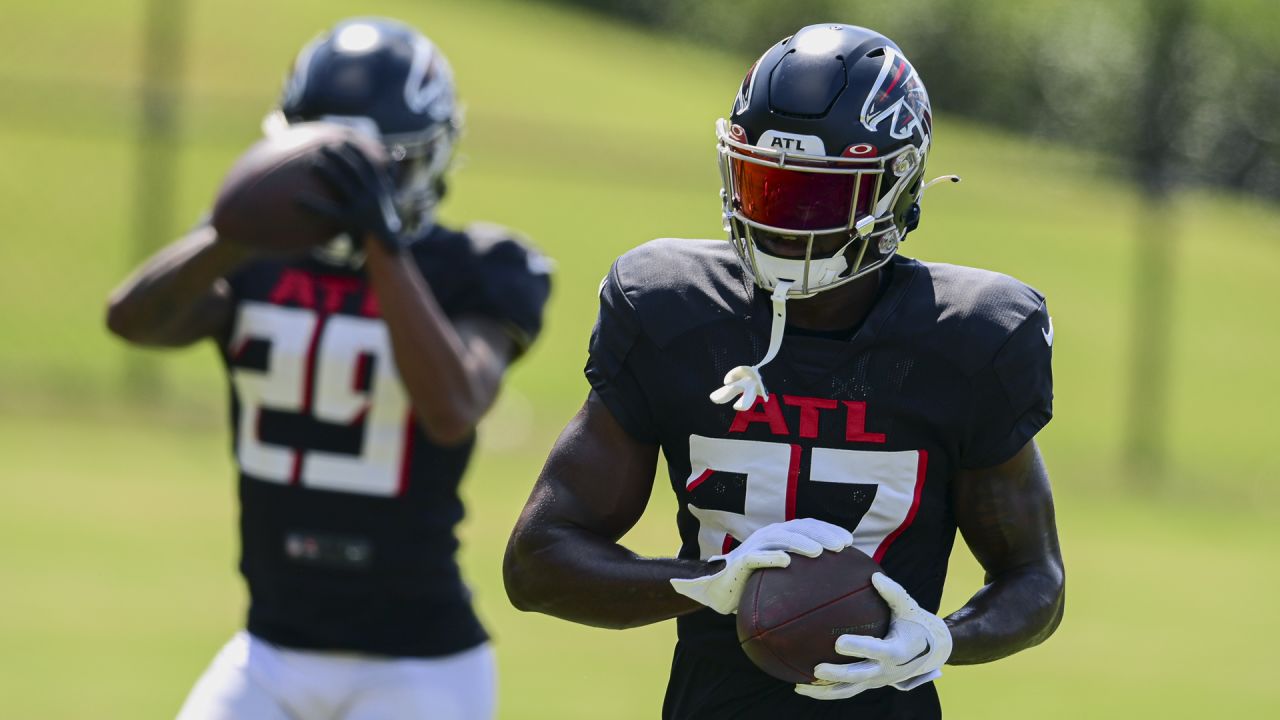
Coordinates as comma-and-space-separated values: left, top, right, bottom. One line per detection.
264, 17, 460, 234
718, 24, 955, 297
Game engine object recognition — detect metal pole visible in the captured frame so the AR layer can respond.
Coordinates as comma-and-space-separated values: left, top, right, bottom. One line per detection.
1126, 0, 1192, 484
125, 0, 189, 396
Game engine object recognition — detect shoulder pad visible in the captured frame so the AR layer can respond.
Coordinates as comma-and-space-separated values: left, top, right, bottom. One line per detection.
463, 221, 528, 251
608, 239, 751, 348
911, 261, 1047, 376
412, 221, 551, 353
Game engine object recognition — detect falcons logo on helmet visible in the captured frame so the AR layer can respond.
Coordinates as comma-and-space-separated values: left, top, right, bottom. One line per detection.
733, 58, 762, 115
860, 48, 932, 142
404, 35, 455, 122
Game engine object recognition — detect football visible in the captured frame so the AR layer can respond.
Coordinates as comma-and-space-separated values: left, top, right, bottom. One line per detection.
737, 546, 891, 684
211, 122, 388, 251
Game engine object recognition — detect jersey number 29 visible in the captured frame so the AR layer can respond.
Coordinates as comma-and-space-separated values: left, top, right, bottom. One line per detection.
229, 303, 412, 497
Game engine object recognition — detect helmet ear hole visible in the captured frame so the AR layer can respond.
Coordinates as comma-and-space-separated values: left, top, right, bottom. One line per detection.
904, 203, 921, 234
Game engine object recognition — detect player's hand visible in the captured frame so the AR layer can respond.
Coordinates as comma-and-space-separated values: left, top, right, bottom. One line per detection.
670, 517, 852, 615
795, 573, 952, 700
297, 141, 404, 253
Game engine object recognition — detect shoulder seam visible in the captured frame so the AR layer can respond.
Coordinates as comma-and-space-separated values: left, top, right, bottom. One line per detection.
607, 257, 644, 324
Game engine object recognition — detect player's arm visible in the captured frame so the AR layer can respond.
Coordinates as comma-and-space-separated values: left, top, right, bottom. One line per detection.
299, 142, 521, 445
105, 224, 256, 347
800, 301, 1060, 700
945, 438, 1065, 664
503, 392, 712, 629
364, 240, 514, 446
505, 393, 852, 628
797, 439, 1063, 700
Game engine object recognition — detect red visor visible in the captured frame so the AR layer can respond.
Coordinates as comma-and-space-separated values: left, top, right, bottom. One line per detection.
731, 157, 877, 231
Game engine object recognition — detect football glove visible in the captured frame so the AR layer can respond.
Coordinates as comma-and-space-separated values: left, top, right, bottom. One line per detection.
670, 517, 853, 615
795, 572, 952, 700
297, 141, 404, 253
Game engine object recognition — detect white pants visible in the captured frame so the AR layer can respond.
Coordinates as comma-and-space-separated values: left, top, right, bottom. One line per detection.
176, 631, 496, 720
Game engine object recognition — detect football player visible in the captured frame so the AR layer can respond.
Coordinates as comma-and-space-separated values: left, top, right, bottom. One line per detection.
505, 24, 1063, 719
107, 17, 550, 720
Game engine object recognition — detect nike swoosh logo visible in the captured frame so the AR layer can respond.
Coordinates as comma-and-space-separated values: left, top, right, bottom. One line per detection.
898, 641, 932, 667
1042, 317, 1054, 347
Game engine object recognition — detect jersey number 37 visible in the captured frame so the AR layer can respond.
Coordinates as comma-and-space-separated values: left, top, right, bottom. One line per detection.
685, 435, 926, 562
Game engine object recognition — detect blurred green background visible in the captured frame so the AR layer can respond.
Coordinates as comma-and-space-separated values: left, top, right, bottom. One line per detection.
1, 0, 1278, 718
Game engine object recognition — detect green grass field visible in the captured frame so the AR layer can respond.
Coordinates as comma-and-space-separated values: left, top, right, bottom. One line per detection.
2, 0, 1279, 717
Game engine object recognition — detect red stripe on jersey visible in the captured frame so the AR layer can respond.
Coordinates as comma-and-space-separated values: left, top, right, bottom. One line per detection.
230, 336, 251, 363
289, 317, 326, 487
873, 449, 928, 563
785, 444, 802, 520
353, 353, 373, 393
397, 413, 417, 497
299, 318, 326, 414
687, 468, 714, 492
289, 450, 303, 486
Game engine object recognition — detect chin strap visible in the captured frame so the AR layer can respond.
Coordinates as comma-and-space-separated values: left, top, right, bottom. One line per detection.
709, 280, 793, 412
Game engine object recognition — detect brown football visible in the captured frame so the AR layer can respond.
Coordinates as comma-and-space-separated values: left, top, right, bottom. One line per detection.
210, 122, 388, 251
737, 546, 891, 684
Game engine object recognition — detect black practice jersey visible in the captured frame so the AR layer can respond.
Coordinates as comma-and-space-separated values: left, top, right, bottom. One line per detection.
585, 239, 1052, 718
220, 223, 550, 658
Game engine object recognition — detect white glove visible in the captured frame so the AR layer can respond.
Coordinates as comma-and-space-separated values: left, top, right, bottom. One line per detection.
795, 573, 952, 700
670, 518, 853, 615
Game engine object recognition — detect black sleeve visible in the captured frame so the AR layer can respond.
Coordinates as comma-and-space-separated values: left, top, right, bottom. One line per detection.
584, 263, 660, 444
223, 261, 252, 303
209, 213, 252, 352
960, 300, 1054, 469
462, 224, 552, 356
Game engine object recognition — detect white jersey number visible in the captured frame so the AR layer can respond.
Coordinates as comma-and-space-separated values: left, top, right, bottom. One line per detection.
685, 435, 925, 562
229, 302, 411, 497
